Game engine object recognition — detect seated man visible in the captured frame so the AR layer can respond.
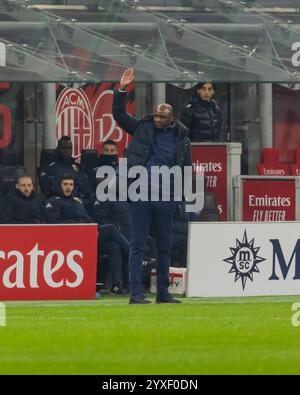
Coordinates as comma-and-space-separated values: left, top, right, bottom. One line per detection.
90, 140, 119, 190
44, 174, 91, 224
0, 175, 44, 224
39, 136, 93, 212
45, 174, 129, 294
98, 140, 119, 167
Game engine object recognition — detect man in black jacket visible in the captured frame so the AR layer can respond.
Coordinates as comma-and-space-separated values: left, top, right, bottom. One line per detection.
0, 175, 44, 224
38, 136, 93, 212
180, 82, 223, 142
45, 174, 92, 224
112, 68, 192, 304
45, 174, 129, 294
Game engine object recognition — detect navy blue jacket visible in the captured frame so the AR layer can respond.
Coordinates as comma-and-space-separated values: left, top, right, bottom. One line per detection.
0, 189, 44, 224
45, 193, 92, 224
38, 151, 92, 199
180, 95, 222, 142
112, 90, 192, 170
93, 199, 130, 240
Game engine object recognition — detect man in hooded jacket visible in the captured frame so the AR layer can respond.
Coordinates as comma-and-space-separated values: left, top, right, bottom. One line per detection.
180, 82, 223, 142
38, 136, 93, 212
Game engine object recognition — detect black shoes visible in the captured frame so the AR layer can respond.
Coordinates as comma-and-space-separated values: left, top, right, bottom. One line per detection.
129, 293, 181, 304
156, 294, 182, 304
129, 295, 151, 304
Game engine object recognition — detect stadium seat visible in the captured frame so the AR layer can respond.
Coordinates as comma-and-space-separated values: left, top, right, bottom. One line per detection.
290, 148, 300, 176
81, 149, 98, 169
0, 148, 17, 166
40, 149, 56, 167
81, 149, 99, 184
0, 176, 17, 194
256, 147, 290, 176
0, 166, 26, 194
0, 166, 26, 178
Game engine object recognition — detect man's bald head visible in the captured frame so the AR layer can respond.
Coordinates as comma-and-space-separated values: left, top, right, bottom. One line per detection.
153, 103, 174, 129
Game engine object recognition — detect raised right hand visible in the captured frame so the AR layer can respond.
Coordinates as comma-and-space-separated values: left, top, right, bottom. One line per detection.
120, 68, 135, 90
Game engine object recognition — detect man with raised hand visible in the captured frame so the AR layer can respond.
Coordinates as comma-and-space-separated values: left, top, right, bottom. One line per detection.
112, 68, 192, 304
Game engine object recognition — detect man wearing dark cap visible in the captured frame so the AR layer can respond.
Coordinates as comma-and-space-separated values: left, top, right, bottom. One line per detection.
112, 68, 191, 304
180, 82, 223, 142
38, 136, 93, 212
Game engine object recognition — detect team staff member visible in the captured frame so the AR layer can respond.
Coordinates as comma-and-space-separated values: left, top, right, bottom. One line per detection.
0, 175, 44, 224
112, 68, 192, 304
45, 174, 129, 294
44, 174, 91, 224
90, 140, 119, 190
39, 136, 93, 212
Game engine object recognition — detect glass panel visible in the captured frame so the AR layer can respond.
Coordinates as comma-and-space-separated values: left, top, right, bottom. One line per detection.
0, 0, 300, 82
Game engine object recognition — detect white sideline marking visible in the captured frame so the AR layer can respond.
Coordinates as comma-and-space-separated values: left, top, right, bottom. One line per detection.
3, 295, 300, 309
12, 316, 86, 321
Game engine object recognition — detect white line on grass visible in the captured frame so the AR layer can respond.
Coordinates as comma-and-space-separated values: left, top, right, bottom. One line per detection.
3, 295, 300, 308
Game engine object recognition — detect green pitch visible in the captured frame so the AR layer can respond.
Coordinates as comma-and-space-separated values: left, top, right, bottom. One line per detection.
1, 295, 300, 375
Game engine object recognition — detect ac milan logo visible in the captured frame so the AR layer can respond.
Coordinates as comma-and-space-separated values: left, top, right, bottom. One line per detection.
56, 83, 135, 160
56, 87, 94, 159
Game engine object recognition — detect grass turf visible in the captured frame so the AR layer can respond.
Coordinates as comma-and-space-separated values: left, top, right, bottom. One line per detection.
0, 295, 300, 375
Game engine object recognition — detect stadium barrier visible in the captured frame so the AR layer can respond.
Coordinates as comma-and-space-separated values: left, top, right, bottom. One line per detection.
187, 222, 300, 297
0, 224, 98, 300
191, 142, 242, 221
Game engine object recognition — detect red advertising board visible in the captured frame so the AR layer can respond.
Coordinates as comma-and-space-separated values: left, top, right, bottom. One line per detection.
242, 179, 295, 221
56, 83, 135, 160
0, 83, 24, 159
273, 84, 300, 164
191, 145, 227, 221
0, 225, 98, 300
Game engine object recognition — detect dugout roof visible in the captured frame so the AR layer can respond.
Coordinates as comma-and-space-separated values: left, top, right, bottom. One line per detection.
0, 0, 300, 83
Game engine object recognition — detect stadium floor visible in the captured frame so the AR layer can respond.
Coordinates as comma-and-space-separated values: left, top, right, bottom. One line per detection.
1, 295, 300, 375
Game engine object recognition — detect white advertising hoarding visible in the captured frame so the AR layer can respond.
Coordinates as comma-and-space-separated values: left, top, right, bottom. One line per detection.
187, 222, 300, 297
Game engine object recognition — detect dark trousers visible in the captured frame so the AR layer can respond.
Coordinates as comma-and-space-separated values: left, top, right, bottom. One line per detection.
128, 201, 177, 298
99, 224, 129, 286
